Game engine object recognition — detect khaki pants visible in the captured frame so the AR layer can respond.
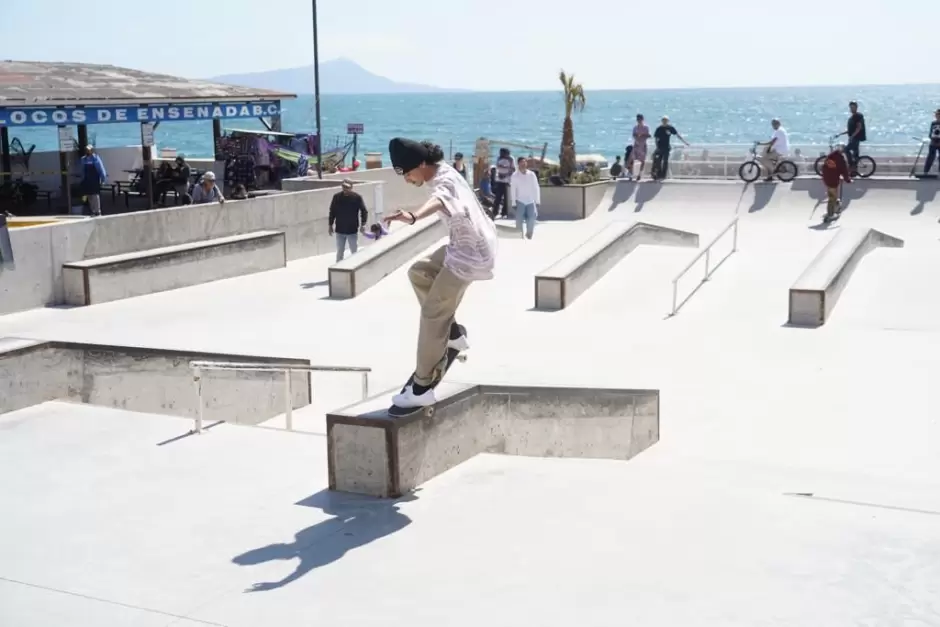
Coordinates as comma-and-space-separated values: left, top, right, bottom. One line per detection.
760, 149, 780, 178
408, 245, 470, 386
826, 186, 840, 214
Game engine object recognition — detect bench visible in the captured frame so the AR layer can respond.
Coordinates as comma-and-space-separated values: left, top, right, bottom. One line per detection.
62, 230, 286, 306
328, 215, 446, 299
788, 227, 904, 327
326, 382, 660, 497
534, 221, 699, 310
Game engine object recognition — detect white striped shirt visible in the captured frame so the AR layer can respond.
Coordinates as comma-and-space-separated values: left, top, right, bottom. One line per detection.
429, 163, 498, 281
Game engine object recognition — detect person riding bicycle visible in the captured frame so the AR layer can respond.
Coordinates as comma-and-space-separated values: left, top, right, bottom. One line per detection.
821, 144, 852, 220
757, 118, 789, 181
836, 101, 866, 174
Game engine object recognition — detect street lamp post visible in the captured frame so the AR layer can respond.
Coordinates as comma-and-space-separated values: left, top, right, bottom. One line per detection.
312, 0, 323, 179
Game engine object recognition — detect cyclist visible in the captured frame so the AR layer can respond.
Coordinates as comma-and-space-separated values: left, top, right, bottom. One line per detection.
757, 118, 789, 181
836, 101, 866, 175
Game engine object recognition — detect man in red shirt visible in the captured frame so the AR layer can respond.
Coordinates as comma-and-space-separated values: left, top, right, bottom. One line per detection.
821, 145, 852, 220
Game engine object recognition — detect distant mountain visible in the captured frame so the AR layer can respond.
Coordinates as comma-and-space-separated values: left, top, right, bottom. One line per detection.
209, 58, 468, 95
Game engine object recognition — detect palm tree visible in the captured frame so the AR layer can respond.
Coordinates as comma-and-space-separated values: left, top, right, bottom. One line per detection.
558, 70, 586, 181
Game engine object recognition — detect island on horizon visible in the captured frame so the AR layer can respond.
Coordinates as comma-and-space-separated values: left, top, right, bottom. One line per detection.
210, 57, 470, 96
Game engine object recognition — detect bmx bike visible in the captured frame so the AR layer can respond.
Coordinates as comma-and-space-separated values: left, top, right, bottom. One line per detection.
814, 135, 876, 178
737, 142, 798, 183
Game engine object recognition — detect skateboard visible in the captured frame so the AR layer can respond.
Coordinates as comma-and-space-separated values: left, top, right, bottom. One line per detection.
822, 210, 842, 225
388, 325, 468, 418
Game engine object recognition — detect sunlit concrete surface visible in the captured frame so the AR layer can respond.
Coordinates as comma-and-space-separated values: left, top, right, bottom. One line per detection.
2, 179, 940, 626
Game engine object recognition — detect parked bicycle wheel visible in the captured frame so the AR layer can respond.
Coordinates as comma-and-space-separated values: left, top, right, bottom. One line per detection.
738, 161, 761, 183
813, 155, 826, 176
855, 155, 876, 178
774, 160, 798, 182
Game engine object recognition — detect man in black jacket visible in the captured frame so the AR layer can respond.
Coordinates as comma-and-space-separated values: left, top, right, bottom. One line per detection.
328, 179, 368, 262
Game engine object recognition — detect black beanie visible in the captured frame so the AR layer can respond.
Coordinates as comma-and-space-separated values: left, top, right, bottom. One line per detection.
389, 137, 429, 175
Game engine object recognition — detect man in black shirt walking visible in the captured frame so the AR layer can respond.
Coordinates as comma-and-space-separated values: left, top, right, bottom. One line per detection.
651, 116, 690, 180
328, 179, 368, 262
839, 101, 866, 174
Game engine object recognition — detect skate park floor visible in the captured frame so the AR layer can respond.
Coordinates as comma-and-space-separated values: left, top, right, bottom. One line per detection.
2, 178, 940, 626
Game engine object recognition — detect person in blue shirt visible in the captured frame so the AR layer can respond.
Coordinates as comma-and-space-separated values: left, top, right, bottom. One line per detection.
79, 145, 107, 216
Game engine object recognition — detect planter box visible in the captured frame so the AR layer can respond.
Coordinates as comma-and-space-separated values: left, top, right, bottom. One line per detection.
537, 180, 610, 220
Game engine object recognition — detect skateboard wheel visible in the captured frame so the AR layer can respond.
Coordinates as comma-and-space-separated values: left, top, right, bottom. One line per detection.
425, 406, 435, 417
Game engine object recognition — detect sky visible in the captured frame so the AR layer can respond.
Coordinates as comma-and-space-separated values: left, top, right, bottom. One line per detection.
2, 0, 937, 91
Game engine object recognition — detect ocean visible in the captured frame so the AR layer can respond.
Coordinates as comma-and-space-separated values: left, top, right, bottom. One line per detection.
10, 84, 940, 159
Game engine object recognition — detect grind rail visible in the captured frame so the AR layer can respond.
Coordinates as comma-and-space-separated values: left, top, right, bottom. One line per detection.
670, 216, 739, 316
189, 361, 371, 433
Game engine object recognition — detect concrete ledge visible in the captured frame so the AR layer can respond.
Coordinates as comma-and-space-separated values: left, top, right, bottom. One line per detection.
495, 222, 523, 239
788, 227, 904, 327
62, 231, 286, 306
326, 382, 660, 498
534, 221, 699, 310
538, 180, 610, 220
0, 337, 311, 423
328, 216, 445, 299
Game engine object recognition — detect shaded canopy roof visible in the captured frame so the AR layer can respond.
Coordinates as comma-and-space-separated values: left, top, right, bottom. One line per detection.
0, 60, 296, 107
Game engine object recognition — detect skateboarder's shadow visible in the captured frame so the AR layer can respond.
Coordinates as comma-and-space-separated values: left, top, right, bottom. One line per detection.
232, 489, 417, 592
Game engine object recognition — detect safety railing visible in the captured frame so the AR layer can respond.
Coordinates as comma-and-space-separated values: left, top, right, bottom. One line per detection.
670, 216, 739, 316
189, 360, 371, 434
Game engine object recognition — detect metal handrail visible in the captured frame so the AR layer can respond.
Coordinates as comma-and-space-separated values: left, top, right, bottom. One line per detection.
671, 216, 739, 315
190, 360, 372, 433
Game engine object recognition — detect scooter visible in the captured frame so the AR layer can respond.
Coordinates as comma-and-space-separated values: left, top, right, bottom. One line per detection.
910, 137, 938, 179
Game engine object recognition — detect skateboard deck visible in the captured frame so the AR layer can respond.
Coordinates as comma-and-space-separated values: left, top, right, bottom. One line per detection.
388, 326, 468, 418
822, 211, 841, 225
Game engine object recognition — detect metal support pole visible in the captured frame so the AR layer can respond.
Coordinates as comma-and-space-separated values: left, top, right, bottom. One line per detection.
194, 367, 204, 434
704, 249, 711, 279
671, 281, 678, 316
732, 221, 739, 252
284, 370, 293, 431
360, 371, 369, 400
312, 0, 323, 179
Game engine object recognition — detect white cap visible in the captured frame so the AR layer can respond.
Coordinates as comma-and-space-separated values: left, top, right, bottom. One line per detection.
203, 171, 216, 181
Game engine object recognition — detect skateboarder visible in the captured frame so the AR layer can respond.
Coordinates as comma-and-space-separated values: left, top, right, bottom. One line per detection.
384, 137, 498, 408
821, 144, 852, 220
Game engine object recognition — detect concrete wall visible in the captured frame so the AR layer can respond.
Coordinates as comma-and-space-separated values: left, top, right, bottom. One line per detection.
325, 167, 429, 213
538, 181, 610, 220
0, 337, 311, 424
0, 183, 377, 315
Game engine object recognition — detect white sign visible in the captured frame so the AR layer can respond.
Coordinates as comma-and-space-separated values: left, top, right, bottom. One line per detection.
57, 126, 74, 153
140, 122, 155, 148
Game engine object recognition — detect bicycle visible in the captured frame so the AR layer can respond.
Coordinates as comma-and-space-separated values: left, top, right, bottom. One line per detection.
738, 142, 798, 183
814, 135, 876, 178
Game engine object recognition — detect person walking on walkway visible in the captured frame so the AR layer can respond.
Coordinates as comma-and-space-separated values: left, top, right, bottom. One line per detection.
383, 138, 498, 409
628, 114, 651, 180
79, 145, 107, 216
510, 156, 540, 240
328, 179, 368, 262
491, 147, 514, 219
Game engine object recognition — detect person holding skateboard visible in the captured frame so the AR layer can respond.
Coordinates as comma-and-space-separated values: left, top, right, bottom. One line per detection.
821, 144, 852, 221
384, 137, 498, 409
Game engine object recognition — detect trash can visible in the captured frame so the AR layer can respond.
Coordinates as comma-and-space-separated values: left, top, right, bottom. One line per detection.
365, 152, 383, 170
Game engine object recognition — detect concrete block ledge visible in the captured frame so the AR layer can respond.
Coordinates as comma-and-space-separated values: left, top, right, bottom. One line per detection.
326, 382, 660, 498
328, 215, 445, 299
534, 220, 699, 310
0, 336, 311, 422
788, 227, 904, 327
62, 230, 286, 306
